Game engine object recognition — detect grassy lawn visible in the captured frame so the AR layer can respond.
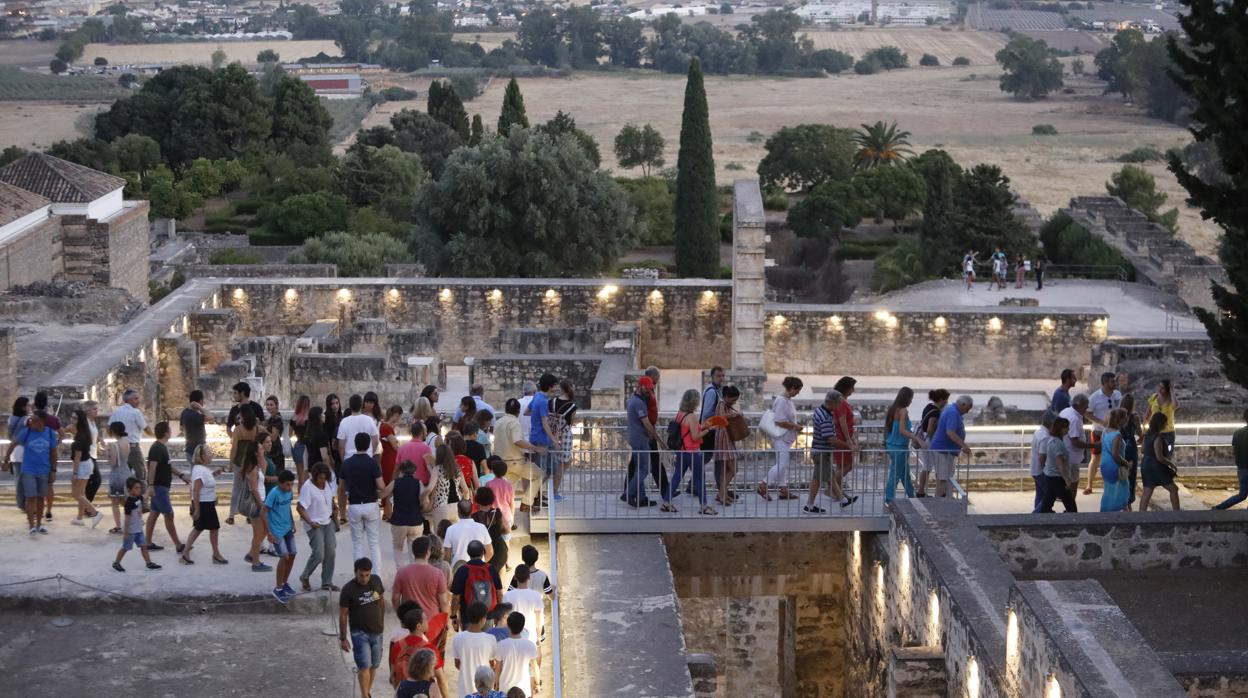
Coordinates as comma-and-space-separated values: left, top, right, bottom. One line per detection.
321, 96, 375, 144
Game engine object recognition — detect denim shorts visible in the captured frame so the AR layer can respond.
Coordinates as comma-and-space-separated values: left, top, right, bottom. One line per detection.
20, 472, 48, 498
273, 530, 297, 557
122, 531, 146, 551
150, 485, 174, 515
350, 631, 383, 669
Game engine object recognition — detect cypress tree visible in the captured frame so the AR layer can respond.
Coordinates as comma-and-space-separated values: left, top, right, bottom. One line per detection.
498, 77, 529, 135
1168, 0, 1248, 387
469, 114, 484, 146
673, 58, 719, 278
428, 80, 469, 141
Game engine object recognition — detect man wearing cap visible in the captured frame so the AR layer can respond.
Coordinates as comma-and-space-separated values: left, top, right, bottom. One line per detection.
622, 376, 661, 507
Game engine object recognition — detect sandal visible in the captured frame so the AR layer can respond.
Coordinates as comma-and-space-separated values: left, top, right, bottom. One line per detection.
179, 555, 194, 565
212, 556, 229, 564
756, 482, 772, 501
300, 576, 312, 592
108, 527, 122, 534
659, 503, 678, 513
778, 489, 798, 500
225, 517, 235, 526
700, 507, 719, 516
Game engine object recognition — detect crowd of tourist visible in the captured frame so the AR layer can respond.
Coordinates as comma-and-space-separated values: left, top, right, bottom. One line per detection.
962, 247, 1047, 292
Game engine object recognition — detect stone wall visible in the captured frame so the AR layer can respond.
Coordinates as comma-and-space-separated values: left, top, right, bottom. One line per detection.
0, 326, 14, 411
288, 352, 428, 408
219, 279, 734, 370
765, 305, 1107, 378
470, 354, 604, 409
61, 202, 151, 303
0, 218, 61, 291
180, 264, 336, 279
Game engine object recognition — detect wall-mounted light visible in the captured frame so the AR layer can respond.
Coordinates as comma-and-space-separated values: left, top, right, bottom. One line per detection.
152, 338, 159, 356
387, 288, 400, 299
232, 288, 245, 300
874, 310, 891, 322
772, 314, 787, 326
490, 289, 503, 301
337, 288, 351, 302
934, 316, 947, 329
440, 288, 452, 301
885, 315, 899, 329
1093, 317, 1107, 330
1041, 317, 1054, 330
1006, 606, 1020, 665
988, 317, 1003, 332
928, 589, 940, 644
598, 284, 618, 299
968, 655, 980, 698
138, 348, 146, 363
1046, 674, 1062, 698
285, 288, 298, 302
648, 289, 662, 301
546, 288, 558, 300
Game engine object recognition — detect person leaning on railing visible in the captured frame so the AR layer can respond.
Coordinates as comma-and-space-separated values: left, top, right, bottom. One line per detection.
494, 398, 547, 513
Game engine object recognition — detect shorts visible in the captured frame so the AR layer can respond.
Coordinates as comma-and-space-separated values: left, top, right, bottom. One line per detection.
122, 531, 146, 551
812, 451, 834, 481
75, 460, 93, 480
350, 631, 383, 670
150, 485, 174, 515
20, 472, 49, 498
931, 452, 957, 481
273, 530, 297, 557
917, 450, 936, 473
833, 449, 854, 469
127, 445, 146, 481
109, 480, 127, 499
1091, 430, 1104, 456
192, 500, 221, 531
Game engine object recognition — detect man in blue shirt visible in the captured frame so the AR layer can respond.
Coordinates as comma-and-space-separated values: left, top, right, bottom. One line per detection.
4, 413, 58, 535
1052, 369, 1075, 414
527, 374, 560, 504
623, 377, 661, 507
928, 396, 973, 499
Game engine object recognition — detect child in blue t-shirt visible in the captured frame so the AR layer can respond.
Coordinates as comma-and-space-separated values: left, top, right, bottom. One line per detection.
263, 470, 298, 604
112, 478, 161, 572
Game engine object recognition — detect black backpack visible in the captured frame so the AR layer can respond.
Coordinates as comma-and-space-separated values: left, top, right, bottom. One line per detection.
666, 412, 686, 451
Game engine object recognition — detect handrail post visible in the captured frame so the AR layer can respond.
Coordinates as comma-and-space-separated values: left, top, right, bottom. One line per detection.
547, 473, 563, 698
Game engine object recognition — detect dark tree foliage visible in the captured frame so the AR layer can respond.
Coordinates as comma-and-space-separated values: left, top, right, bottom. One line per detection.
673, 59, 720, 278
469, 114, 485, 146
388, 109, 463, 179
270, 75, 332, 152
427, 80, 470, 140
601, 16, 646, 68
537, 110, 600, 167
518, 8, 563, 67
498, 77, 529, 134
1168, 0, 1248, 387
996, 34, 1063, 99
757, 124, 856, 192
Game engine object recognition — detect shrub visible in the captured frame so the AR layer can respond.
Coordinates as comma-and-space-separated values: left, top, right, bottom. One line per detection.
919, 53, 940, 66
833, 237, 900, 260
952, 56, 971, 66
379, 86, 418, 101
864, 46, 908, 70
871, 237, 926, 292
762, 185, 789, 211
1039, 213, 1136, 279
208, 248, 263, 265
725, 162, 744, 171
854, 57, 882, 75
746, 130, 765, 144
1117, 146, 1164, 163
808, 48, 854, 74
289, 231, 413, 277
1032, 124, 1058, 135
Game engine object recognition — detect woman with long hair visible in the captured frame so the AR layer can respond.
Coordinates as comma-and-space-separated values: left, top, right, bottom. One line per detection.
303, 406, 333, 479
428, 444, 470, 526
453, 396, 476, 434
665, 389, 720, 515
225, 409, 260, 526
1140, 412, 1180, 511
290, 394, 311, 485
915, 389, 950, 497
446, 431, 479, 494
237, 440, 272, 572
1099, 408, 1131, 512
414, 395, 440, 443
69, 409, 103, 527
105, 421, 131, 534
759, 376, 803, 501
472, 486, 508, 571
8, 396, 30, 510
883, 387, 923, 505
324, 393, 343, 468
1144, 378, 1179, 455
363, 391, 382, 423
550, 379, 577, 500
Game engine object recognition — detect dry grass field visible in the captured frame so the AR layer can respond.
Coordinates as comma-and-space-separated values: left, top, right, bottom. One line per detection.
455, 65, 1218, 256
0, 102, 101, 149
78, 40, 340, 66
801, 27, 1008, 65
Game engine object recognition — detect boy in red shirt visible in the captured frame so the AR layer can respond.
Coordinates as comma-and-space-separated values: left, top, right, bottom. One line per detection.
389, 603, 449, 697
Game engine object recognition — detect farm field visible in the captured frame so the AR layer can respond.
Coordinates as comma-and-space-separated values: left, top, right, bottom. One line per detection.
0, 66, 124, 101
0, 40, 54, 69
454, 66, 1218, 257
452, 31, 516, 51
0, 101, 101, 148
78, 39, 340, 66
801, 27, 1008, 65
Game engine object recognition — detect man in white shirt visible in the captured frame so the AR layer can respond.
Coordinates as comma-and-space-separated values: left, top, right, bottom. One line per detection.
113, 389, 153, 480
502, 565, 545, 646
449, 602, 498, 698
443, 517, 492, 567
517, 381, 536, 441
1059, 395, 1091, 497
336, 394, 379, 460
1029, 412, 1055, 513
296, 462, 338, 591
493, 610, 540, 696
1084, 372, 1122, 494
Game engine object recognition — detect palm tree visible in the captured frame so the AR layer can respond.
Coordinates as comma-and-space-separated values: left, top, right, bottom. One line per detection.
852, 121, 914, 168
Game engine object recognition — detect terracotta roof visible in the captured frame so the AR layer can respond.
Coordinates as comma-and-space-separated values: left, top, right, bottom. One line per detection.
0, 152, 125, 204
0, 180, 50, 229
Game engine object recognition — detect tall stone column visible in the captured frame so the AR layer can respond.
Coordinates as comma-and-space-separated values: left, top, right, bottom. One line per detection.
732, 179, 766, 372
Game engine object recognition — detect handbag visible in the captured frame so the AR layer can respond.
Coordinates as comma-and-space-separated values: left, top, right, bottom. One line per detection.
726, 412, 749, 442
238, 479, 262, 519
85, 460, 101, 502
759, 409, 785, 440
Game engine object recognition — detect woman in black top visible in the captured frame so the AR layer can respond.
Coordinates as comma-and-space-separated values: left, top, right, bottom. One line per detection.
323, 394, 343, 464
551, 379, 578, 498
303, 407, 333, 479
389, 459, 434, 565
472, 486, 508, 572
915, 388, 949, 497
289, 394, 311, 485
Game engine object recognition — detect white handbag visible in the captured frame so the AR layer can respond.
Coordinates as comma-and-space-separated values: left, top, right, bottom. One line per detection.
759, 409, 786, 440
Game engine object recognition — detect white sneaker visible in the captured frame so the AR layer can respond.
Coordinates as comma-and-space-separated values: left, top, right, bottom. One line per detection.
71, 517, 85, 526
29, 527, 38, 536
91, 511, 105, 529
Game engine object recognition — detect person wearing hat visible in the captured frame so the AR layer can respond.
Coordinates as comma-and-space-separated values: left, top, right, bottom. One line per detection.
622, 375, 662, 507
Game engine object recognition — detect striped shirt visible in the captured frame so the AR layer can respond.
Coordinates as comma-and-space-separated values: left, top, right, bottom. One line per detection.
811, 405, 839, 452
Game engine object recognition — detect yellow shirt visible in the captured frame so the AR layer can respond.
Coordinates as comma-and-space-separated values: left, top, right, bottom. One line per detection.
1148, 394, 1176, 433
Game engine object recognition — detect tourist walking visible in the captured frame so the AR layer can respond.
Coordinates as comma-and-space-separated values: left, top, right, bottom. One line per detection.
289, 394, 311, 485
227, 382, 262, 434
1084, 372, 1121, 495
68, 409, 104, 527
4, 412, 57, 534
179, 390, 213, 465
915, 389, 949, 498
144, 422, 186, 552
105, 421, 132, 534
303, 406, 334, 481
642, 366, 669, 494
623, 376, 661, 507
663, 389, 719, 515
297, 462, 339, 590
1144, 378, 1178, 454
1029, 412, 1055, 513
113, 389, 152, 483
112, 478, 161, 572
237, 441, 273, 572
883, 387, 924, 505
808, 390, 856, 512
963, 249, 978, 290
527, 374, 560, 505
759, 376, 803, 501
549, 379, 577, 500
395, 647, 441, 698
493, 399, 545, 513
713, 385, 744, 506
428, 444, 471, 526
1059, 394, 1092, 500
225, 408, 260, 525
264, 395, 286, 472
390, 460, 433, 569
1039, 417, 1077, 513
493, 611, 540, 697
6, 396, 30, 512
1213, 408, 1248, 510
1098, 409, 1131, 512
929, 396, 973, 498
393, 535, 451, 622
1139, 412, 1181, 511
398, 420, 435, 485
1015, 255, 1026, 288
1051, 369, 1076, 414
473, 486, 509, 570
181, 444, 227, 565
339, 557, 387, 698
700, 366, 725, 485
832, 376, 860, 485
342, 432, 393, 574
1120, 394, 1142, 510
264, 469, 299, 604
1034, 256, 1046, 290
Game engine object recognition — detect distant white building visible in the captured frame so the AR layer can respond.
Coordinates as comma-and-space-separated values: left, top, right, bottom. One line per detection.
298, 73, 364, 99
796, 0, 952, 24
627, 3, 711, 20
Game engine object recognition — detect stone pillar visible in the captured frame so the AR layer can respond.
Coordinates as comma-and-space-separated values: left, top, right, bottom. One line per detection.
732, 180, 766, 372
687, 653, 718, 698
187, 309, 240, 373
887, 646, 947, 698
0, 327, 14, 413
157, 334, 198, 420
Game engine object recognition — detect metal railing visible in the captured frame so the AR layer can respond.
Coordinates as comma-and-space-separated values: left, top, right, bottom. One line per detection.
546, 473, 563, 698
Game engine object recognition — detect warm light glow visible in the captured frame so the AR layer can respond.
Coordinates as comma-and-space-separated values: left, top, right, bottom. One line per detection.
885, 315, 899, 329
490, 289, 503, 301
853, 530, 860, 568
231, 288, 245, 300
546, 288, 558, 300
934, 316, 947, 329
598, 284, 618, 299
968, 656, 980, 698
1046, 674, 1062, 698
899, 539, 911, 585
1041, 317, 1054, 330
703, 290, 715, 298
152, 338, 159, 356
1006, 608, 1020, 667
138, 348, 146, 363
337, 288, 351, 302
773, 314, 787, 326
387, 288, 400, 299
829, 314, 842, 325
285, 288, 298, 302
928, 589, 940, 644
181, 316, 189, 334
648, 289, 662, 301
988, 317, 1003, 332
875, 561, 884, 588
1093, 317, 1108, 330
874, 310, 891, 322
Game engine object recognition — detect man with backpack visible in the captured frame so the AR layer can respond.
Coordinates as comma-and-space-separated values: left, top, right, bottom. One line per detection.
449, 540, 502, 630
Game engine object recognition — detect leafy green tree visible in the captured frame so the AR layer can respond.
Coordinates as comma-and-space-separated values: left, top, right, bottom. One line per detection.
257, 49, 280, 63
264, 192, 351, 242
614, 124, 666, 177
853, 57, 881, 75
47, 137, 118, 173
807, 49, 853, 74
181, 157, 243, 199
1168, 0, 1248, 387
757, 124, 856, 191
743, 9, 806, 74
347, 207, 409, 238
601, 16, 645, 67
145, 165, 200, 220
863, 46, 908, 69
920, 53, 940, 66
427, 80, 470, 140
910, 149, 963, 255
538, 111, 601, 167
563, 6, 603, 69
211, 48, 228, 69
1095, 29, 1191, 123
388, 109, 463, 178
616, 176, 676, 245
673, 59, 719, 278
49, 58, 68, 74
291, 231, 412, 276
270, 75, 332, 151
518, 8, 562, 66
852, 121, 914, 168
497, 77, 529, 135
852, 165, 926, 230
1095, 29, 1147, 100
948, 164, 1036, 262
413, 129, 636, 276
996, 34, 1063, 100
340, 143, 425, 219
469, 114, 485, 146
338, 0, 381, 17
0, 146, 28, 167
872, 237, 927, 292
333, 19, 370, 62
786, 180, 861, 240
1107, 164, 1178, 231
168, 64, 272, 163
